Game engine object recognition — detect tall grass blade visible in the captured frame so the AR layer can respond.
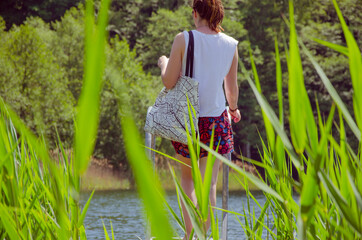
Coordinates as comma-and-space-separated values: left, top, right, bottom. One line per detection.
199, 142, 285, 202
298, 161, 318, 240
250, 49, 275, 150
318, 171, 362, 235
288, 0, 307, 154
300, 41, 361, 141
121, 116, 174, 240
275, 136, 286, 174
0, 203, 22, 239
164, 195, 185, 232
175, 180, 185, 230
252, 200, 270, 233
313, 38, 349, 57
144, 146, 190, 167
111, 221, 115, 240
333, 0, 362, 135
170, 166, 204, 239
102, 220, 110, 240
184, 116, 204, 223
275, 36, 283, 125
209, 204, 219, 240
317, 104, 335, 166
244, 72, 301, 170
74, 0, 111, 174
242, 202, 251, 239
201, 129, 218, 220
347, 171, 362, 212
186, 95, 199, 147
78, 189, 95, 227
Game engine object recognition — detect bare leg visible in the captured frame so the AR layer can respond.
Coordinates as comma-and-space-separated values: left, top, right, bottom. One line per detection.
199, 156, 220, 233
178, 154, 197, 240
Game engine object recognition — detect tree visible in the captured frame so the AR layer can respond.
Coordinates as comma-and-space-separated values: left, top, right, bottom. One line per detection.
135, 6, 194, 75
0, 17, 74, 146
107, 0, 190, 48
0, 0, 82, 29
51, 5, 85, 100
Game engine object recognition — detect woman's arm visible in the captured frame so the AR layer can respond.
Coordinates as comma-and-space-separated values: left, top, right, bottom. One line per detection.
158, 33, 185, 89
224, 48, 241, 123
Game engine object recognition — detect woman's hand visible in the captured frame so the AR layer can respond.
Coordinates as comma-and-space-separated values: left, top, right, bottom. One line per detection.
228, 108, 241, 123
158, 55, 168, 71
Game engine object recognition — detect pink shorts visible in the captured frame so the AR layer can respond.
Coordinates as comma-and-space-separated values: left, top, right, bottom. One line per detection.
171, 110, 234, 158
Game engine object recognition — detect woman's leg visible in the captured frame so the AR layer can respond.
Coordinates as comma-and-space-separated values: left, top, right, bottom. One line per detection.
199, 156, 220, 232
178, 154, 197, 240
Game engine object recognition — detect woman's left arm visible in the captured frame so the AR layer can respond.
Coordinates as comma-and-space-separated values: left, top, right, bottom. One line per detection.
225, 48, 241, 123
158, 33, 185, 89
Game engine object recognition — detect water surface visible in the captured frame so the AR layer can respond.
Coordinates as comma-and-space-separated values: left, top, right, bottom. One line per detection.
81, 190, 280, 239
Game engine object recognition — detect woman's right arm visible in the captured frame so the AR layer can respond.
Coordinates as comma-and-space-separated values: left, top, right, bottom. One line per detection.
224, 48, 241, 123
158, 33, 185, 89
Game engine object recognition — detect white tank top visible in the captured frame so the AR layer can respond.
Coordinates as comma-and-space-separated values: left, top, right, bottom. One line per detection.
182, 30, 238, 117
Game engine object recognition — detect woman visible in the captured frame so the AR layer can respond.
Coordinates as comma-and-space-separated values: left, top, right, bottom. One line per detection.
157, 0, 241, 238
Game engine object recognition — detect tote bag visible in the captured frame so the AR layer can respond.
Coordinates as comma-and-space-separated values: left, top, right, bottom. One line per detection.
144, 31, 199, 144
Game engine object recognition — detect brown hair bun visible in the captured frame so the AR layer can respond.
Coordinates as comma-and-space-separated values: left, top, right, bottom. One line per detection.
193, 0, 224, 32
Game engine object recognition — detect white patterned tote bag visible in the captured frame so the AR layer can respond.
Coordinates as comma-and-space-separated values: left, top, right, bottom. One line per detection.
144, 31, 199, 144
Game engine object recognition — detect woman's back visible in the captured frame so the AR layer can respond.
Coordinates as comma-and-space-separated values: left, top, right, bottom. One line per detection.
182, 30, 238, 117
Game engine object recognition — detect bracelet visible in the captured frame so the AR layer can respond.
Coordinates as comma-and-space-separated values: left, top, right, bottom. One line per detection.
229, 106, 238, 112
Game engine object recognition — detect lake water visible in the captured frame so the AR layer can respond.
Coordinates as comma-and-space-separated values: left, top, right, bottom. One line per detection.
81, 190, 284, 240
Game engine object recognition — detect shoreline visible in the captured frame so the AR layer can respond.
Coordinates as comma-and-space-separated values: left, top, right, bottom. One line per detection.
81, 157, 259, 192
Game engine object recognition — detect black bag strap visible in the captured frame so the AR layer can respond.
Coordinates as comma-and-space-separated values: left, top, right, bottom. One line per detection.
185, 30, 194, 78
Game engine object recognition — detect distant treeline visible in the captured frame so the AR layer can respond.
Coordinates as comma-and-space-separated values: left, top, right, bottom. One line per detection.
0, 0, 361, 167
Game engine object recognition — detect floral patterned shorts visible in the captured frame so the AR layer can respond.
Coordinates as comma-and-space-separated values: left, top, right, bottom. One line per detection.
171, 110, 234, 158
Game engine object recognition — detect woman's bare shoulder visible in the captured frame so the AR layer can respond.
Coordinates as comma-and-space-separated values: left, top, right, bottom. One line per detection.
173, 32, 185, 48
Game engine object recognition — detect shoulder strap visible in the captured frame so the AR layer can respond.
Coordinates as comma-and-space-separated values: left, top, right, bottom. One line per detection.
185, 30, 194, 78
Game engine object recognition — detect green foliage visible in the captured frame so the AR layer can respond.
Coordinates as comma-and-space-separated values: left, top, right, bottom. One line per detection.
0, 18, 74, 147
0, 4, 159, 167
108, 0, 190, 47
0, 0, 82, 29
300, 0, 362, 111
94, 38, 159, 166
136, 6, 194, 75
51, 5, 85, 100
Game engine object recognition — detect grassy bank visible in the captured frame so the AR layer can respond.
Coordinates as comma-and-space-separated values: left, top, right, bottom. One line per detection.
81, 161, 258, 192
